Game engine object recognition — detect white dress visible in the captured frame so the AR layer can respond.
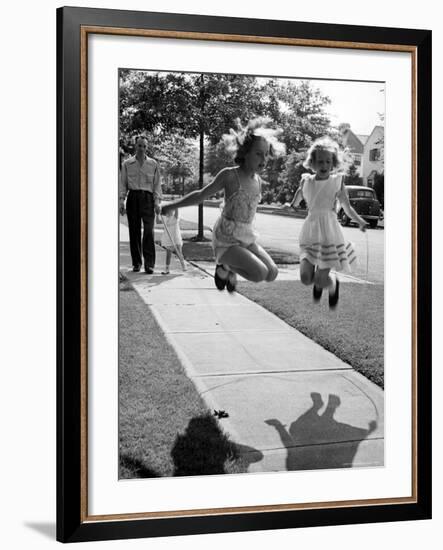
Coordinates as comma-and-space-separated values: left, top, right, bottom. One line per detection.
299, 174, 356, 271
161, 213, 182, 249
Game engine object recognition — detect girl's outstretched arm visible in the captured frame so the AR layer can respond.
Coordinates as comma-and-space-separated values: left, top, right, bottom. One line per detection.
337, 180, 368, 231
281, 186, 303, 211
162, 168, 228, 215
290, 187, 304, 209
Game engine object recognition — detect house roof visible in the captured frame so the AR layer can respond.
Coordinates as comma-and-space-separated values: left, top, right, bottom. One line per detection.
342, 129, 364, 154
366, 125, 384, 144
356, 134, 369, 145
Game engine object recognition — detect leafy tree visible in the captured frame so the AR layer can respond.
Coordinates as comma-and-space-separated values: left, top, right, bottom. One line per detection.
152, 135, 198, 195
119, 72, 334, 234
344, 163, 363, 186
262, 80, 332, 153
120, 71, 270, 239
205, 141, 235, 177
279, 151, 310, 193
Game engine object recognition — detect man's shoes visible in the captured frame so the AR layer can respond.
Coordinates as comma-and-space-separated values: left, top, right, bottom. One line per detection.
226, 271, 237, 293
313, 284, 323, 302
214, 264, 228, 290
133, 265, 141, 272
328, 277, 340, 308
144, 265, 154, 274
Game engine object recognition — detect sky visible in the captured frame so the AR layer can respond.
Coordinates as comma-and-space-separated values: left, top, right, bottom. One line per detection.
301, 78, 385, 137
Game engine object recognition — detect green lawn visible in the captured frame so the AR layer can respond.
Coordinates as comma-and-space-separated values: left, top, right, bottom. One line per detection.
238, 280, 384, 388
119, 284, 250, 478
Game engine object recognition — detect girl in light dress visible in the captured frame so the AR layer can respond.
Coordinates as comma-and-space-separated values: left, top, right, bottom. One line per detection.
288, 137, 368, 307
159, 207, 184, 274
162, 118, 285, 292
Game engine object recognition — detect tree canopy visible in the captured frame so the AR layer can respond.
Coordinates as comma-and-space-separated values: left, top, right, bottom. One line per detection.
119, 70, 336, 230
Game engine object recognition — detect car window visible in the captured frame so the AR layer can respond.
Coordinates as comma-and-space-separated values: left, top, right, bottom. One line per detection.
349, 189, 375, 199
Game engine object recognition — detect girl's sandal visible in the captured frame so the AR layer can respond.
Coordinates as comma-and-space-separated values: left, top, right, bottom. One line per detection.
226, 271, 237, 293
214, 264, 228, 290
328, 278, 340, 308
313, 285, 323, 302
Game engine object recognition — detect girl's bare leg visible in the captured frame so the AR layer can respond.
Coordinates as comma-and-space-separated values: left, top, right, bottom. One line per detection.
300, 259, 315, 285
247, 242, 279, 282
162, 249, 172, 274
314, 267, 334, 289
315, 267, 339, 307
219, 246, 269, 283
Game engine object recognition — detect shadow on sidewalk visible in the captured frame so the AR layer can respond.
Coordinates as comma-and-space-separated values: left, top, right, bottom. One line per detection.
120, 414, 263, 479
172, 415, 263, 476
265, 392, 378, 470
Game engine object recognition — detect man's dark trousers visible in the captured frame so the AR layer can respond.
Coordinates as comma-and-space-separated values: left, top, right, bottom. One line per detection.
126, 190, 156, 269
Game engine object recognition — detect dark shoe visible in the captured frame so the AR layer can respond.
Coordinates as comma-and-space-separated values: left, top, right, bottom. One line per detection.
133, 265, 141, 272
214, 264, 228, 290
329, 278, 340, 308
313, 284, 323, 302
144, 265, 154, 274
226, 271, 237, 293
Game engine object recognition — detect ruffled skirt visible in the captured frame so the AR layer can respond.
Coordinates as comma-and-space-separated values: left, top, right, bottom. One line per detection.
212, 215, 258, 263
299, 211, 356, 272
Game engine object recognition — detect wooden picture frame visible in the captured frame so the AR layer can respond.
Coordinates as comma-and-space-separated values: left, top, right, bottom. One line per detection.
57, 6, 431, 543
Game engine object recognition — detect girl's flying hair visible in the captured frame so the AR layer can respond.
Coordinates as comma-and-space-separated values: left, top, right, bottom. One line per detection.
222, 117, 286, 165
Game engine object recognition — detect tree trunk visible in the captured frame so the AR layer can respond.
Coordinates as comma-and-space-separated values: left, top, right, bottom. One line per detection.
197, 129, 204, 240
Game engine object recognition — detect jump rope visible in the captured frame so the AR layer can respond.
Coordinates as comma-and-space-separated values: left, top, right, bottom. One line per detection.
332, 228, 370, 300
160, 214, 187, 271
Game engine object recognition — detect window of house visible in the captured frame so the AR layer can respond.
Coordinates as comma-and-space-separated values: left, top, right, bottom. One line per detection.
369, 148, 380, 161
354, 155, 361, 166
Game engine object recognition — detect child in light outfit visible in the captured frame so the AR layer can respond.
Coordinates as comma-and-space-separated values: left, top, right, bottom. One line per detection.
160, 208, 183, 275
288, 137, 368, 307
162, 118, 285, 292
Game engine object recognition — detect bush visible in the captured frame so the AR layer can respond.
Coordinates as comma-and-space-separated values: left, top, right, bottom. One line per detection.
262, 190, 275, 204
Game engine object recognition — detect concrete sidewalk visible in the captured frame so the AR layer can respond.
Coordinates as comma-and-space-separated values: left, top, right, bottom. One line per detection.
120, 223, 384, 473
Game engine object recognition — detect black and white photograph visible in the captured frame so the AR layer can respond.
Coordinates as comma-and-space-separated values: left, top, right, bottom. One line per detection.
51, 4, 432, 545
118, 69, 385, 479
0, 0, 437, 545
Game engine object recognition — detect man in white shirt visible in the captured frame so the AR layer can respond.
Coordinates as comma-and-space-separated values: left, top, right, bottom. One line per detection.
120, 136, 162, 273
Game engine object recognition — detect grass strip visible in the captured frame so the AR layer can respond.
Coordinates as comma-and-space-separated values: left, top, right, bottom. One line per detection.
119, 285, 251, 478
238, 280, 384, 388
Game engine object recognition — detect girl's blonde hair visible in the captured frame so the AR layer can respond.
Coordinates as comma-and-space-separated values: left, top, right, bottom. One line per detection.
303, 136, 348, 172
222, 117, 286, 165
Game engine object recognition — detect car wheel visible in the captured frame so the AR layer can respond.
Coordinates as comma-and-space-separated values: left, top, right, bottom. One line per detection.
369, 219, 378, 229
340, 212, 350, 226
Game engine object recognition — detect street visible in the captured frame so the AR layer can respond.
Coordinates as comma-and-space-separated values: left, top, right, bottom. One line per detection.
179, 205, 385, 284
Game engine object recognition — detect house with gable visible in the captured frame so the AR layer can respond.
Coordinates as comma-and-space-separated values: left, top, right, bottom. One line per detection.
339, 123, 384, 187
339, 124, 367, 177
362, 125, 384, 187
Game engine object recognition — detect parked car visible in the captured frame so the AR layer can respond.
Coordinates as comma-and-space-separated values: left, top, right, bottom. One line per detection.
336, 185, 381, 228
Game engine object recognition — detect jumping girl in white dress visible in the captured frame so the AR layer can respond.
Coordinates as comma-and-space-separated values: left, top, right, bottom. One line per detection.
161, 118, 285, 292
288, 137, 368, 307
